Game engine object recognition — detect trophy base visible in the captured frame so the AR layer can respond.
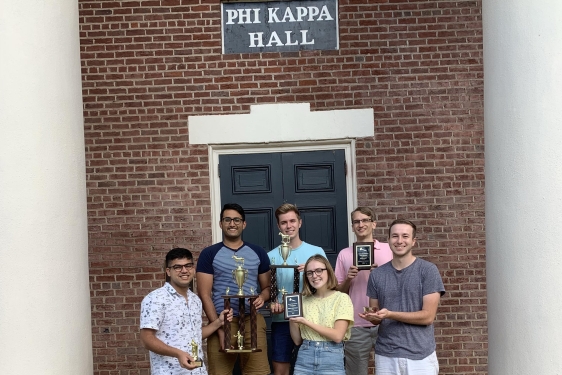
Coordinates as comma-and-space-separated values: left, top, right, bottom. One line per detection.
189, 360, 202, 367
221, 348, 262, 353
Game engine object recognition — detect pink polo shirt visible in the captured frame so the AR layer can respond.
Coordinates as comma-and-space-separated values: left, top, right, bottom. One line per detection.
335, 240, 393, 327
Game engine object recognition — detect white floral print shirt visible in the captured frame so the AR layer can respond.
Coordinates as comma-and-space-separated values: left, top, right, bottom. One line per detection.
140, 283, 206, 375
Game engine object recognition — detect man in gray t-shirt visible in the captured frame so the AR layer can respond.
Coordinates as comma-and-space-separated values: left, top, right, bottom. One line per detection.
360, 219, 445, 375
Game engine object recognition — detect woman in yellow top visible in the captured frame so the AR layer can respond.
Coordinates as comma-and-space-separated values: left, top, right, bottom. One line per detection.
289, 254, 354, 375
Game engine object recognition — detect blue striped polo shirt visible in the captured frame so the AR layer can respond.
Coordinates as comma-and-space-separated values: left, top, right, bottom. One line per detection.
197, 241, 270, 316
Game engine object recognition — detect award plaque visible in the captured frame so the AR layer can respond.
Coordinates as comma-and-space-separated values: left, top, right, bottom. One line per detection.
353, 242, 374, 270
284, 293, 303, 320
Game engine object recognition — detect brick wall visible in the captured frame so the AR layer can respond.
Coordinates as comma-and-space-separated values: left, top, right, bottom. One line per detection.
80, 1, 486, 374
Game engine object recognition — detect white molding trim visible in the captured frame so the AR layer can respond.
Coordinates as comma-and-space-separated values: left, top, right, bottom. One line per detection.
208, 140, 357, 245
189, 103, 374, 145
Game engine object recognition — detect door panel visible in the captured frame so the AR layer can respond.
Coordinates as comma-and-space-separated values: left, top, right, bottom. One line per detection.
219, 150, 348, 264
281, 150, 348, 264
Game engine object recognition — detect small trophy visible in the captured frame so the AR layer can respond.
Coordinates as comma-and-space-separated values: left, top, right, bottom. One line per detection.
278, 287, 287, 304
189, 339, 202, 367
279, 232, 292, 265
235, 330, 244, 350
232, 255, 248, 295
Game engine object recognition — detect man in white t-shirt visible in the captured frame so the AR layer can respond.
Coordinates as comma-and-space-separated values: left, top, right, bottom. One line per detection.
335, 207, 393, 375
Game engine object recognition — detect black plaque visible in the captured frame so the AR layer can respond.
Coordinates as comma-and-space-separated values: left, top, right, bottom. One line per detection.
353, 242, 374, 270
284, 293, 303, 319
221, 0, 339, 54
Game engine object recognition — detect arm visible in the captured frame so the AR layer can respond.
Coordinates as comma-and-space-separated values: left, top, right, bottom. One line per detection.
289, 316, 350, 344
196, 272, 226, 349
201, 308, 233, 340
374, 292, 441, 326
140, 329, 196, 370
289, 320, 303, 346
196, 272, 219, 322
336, 265, 358, 294
253, 270, 271, 309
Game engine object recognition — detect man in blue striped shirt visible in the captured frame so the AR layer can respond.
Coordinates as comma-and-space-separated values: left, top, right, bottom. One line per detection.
196, 203, 271, 375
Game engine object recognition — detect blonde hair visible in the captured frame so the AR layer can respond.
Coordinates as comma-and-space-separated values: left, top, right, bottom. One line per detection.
301, 254, 338, 296
275, 203, 301, 222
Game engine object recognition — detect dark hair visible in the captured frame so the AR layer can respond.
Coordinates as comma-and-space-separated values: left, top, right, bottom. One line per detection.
275, 203, 301, 223
220, 203, 245, 222
388, 219, 417, 239
165, 247, 193, 268
301, 254, 338, 296
351, 206, 374, 220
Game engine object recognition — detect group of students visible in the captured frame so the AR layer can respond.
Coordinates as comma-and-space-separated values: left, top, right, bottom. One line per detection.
140, 203, 445, 375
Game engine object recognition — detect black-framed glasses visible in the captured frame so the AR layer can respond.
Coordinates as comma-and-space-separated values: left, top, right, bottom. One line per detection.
222, 217, 244, 225
169, 263, 194, 271
352, 218, 373, 226
305, 268, 327, 278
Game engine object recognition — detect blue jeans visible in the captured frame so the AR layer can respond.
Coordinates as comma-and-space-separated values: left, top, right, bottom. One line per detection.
294, 340, 345, 375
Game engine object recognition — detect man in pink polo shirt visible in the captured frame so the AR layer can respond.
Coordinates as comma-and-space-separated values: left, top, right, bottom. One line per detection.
335, 207, 393, 375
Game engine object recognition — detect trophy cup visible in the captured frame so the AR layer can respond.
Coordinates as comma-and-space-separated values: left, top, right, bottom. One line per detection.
189, 339, 202, 367
270, 233, 301, 310
279, 232, 292, 265
232, 255, 248, 295
221, 255, 261, 354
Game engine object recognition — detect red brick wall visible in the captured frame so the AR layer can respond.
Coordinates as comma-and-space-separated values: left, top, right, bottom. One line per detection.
80, 1, 486, 374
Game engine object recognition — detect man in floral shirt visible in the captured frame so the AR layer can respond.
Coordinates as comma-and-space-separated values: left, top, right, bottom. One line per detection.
140, 248, 232, 374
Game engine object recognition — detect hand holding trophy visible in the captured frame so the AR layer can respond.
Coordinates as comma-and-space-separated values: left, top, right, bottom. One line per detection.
189, 339, 202, 367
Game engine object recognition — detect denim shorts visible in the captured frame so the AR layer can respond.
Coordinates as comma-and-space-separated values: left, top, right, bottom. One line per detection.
271, 322, 296, 362
294, 340, 345, 375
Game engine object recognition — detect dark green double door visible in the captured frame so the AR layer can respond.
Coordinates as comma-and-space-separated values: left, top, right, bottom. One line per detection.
219, 150, 349, 265
219, 149, 349, 374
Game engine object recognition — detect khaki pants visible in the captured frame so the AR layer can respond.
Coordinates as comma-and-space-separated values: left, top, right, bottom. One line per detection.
207, 314, 270, 375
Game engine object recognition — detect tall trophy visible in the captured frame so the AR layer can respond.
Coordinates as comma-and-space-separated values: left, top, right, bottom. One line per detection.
221, 255, 261, 354
270, 232, 301, 310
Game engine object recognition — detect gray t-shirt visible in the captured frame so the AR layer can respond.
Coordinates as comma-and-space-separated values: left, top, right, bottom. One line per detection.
366, 258, 445, 360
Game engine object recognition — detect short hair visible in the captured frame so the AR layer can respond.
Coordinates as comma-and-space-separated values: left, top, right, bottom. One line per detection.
220, 203, 245, 221
302, 254, 338, 296
388, 219, 417, 239
275, 203, 301, 223
165, 247, 193, 268
351, 206, 375, 220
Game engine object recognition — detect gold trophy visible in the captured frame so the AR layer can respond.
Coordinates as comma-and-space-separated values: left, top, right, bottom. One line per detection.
235, 330, 244, 350
278, 232, 292, 265
221, 254, 261, 354
232, 255, 248, 295
190, 339, 202, 367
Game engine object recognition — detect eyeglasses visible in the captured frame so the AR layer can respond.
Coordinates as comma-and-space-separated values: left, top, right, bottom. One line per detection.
305, 268, 327, 278
168, 263, 194, 271
352, 218, 373, 226
222, 217, 244, 225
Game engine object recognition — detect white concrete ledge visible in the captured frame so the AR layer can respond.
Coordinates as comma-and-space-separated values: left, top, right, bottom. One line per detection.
188, 103, 374, 144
